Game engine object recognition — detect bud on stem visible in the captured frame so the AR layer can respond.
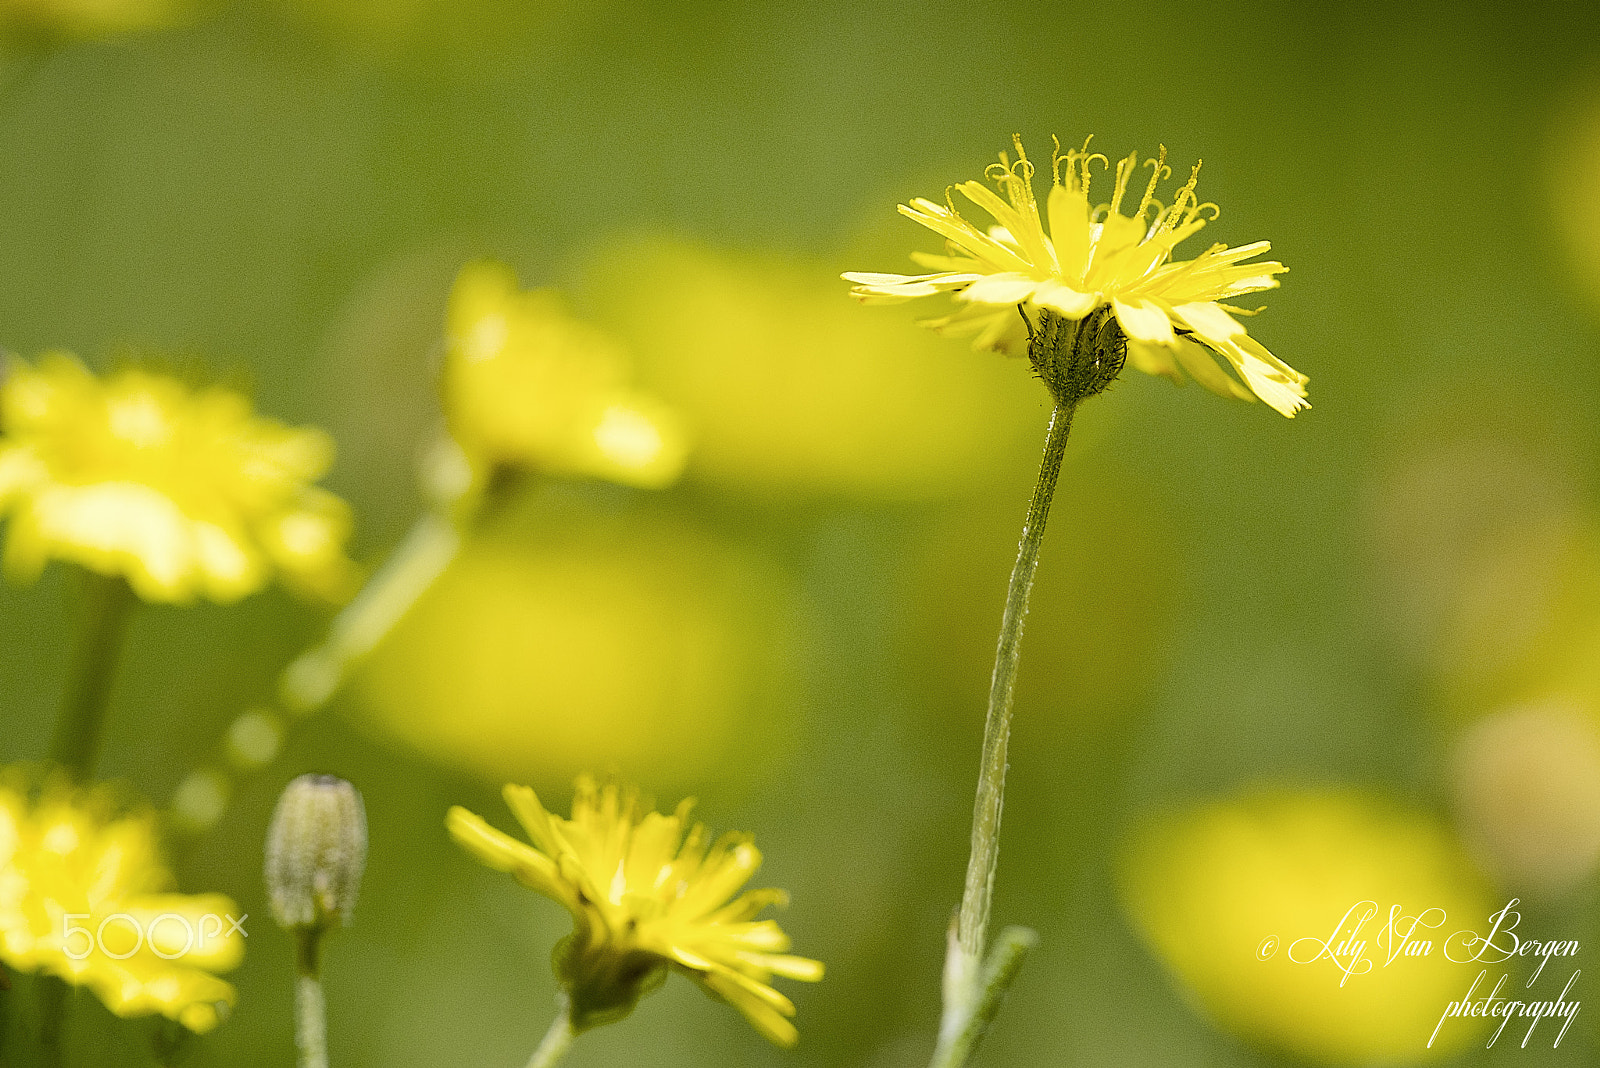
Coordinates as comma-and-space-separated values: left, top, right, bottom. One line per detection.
265, 774, 366, 1068
265, 774, 367, 933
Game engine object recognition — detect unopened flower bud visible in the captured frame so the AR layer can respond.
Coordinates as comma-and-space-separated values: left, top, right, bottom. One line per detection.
265, 774, 367, 932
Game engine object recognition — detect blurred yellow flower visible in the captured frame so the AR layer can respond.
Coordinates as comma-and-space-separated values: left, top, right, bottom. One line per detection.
444, 261, 687, 490
0, 776, 245, 1032
844, 136, 1308, 416
582, 239, 1050, 500
448, 777, 823, 1046
0, 0, 191, 41
1452, 703, 1600, 897
0, 354, 356, 605
1120, 790, 1492, 1064
354, 498, 797, 793
1548, 79, 1600, 315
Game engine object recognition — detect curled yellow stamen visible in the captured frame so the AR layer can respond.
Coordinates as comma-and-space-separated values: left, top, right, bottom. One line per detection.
1106, 151, 1138, 218
1136, 145, 1171, 221
1165, 161, 1204, 228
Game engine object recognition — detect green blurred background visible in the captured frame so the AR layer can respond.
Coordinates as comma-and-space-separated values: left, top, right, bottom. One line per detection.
4, 0, 1600, 1065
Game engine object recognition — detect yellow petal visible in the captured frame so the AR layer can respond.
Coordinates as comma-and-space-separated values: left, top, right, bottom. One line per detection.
958, 273, 1042, 306
1125, 340, 1181, 381
1112, 299, 1176, 346
1031, 282, 1098, 318
1172, 300, 1245, 344
446, 807, 569, 903
1047, 184, 1092, 280
898, 201, 1034, 275
1173, 341, 1254, 401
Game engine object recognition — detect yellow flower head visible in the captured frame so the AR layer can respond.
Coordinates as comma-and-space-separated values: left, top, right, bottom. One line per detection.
0, 775, 245, 1033
0, 354, 357, 604
447, 777, 824, 1046
444, 261, 688, 490
844, 135, 1309, 417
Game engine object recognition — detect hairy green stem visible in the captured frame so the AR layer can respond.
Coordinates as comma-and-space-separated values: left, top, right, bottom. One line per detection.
955, 399, 1072, 963
926, 307, 1125, 1068
296, 932, 329, 1068
49, 570, 135, 781
524, 994, 575, 1068
930, 927, 1037, 1068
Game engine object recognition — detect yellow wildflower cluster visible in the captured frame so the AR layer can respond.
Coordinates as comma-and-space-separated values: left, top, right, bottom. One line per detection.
0, 354, 356, 604
448, 777, 823, 1046
845, 136, 1308, 416
444, 261, 687, 490
0, 777, 245, 1032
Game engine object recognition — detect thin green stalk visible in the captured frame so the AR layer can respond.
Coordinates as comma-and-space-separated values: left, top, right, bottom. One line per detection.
930, 927, 1037, 1068
524, 995, 575, 1068
39, 572, 134, 1068
36, 975, 69, 1068
151, 1016, 192, 1066
49, 570, 135, 781
956, 399, 1072, 961
929, 401, 1071, 1068
280, 511, 460, 714
930, 306, 1125, 1068
295, 932, 329, 1068
0, 965, 11, 1065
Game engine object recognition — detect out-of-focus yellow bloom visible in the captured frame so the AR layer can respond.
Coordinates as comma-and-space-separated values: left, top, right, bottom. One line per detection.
1453, 703, 1600, 896
1364, 427, 1583, 698
355, 500, 796, 792
0, 0, 190, 41
270, 0, 584, 66
844, 136, 1308, 416
1120, 790, 1492, 1064
444, 261, 687, 490
0, 776, 245, 1032
448, 777, 823, 1045
0, 354, 356, 605
582, 239, 1050, 500
1549, 81, 1600, 315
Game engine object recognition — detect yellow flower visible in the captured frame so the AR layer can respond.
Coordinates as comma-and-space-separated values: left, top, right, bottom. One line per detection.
580, 238, 1049, 500
0, 776, 245, 1033
1119, 789, 1492, 1064
447, 777, 823, 1046
444, 261, 688, 490
0, 0, 191, 42
844, 136, 1309, 417
0, 354, 356, 604
358, 503, 799, 793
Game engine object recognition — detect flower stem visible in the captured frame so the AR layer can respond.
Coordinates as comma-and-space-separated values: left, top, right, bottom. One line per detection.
524, 994, 575, 1068
931, 397, 1075, 1067
295, 931, 329, 1068
960, 398, 1072, 957
36, 975, 69, 1068
49, 568, 136, 782
280, 511, 461, 714
930, 926, 1037, 1068
0, 966, 10, 1064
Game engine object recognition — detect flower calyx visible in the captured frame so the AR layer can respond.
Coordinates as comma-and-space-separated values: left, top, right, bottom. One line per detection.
1026, 305, 1126, 408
